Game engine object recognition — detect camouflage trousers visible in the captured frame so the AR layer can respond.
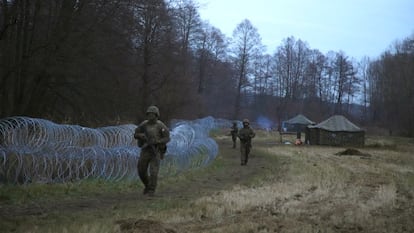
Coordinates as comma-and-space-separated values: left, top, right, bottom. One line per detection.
231, 134, 237, 148
240, 142, 251, 165
137, 147, 161, 194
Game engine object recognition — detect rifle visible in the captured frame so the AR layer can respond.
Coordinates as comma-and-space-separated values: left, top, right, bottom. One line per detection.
141, 123, 164, 160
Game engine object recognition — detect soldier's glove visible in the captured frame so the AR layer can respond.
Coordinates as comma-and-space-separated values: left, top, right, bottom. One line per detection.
134, 133, 146, 140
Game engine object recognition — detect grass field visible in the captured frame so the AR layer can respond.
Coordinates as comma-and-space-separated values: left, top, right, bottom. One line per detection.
1, 131, 413, 233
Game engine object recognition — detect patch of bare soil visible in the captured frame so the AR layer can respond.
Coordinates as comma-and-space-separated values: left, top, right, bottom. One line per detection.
115, 219, 177, 233
335, 148, 372, 157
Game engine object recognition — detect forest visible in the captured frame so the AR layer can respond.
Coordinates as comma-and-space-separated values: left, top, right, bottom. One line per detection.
1, 0, 413, 136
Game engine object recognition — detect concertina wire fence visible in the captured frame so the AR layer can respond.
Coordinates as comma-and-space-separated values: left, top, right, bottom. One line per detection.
0, 116, 232, 184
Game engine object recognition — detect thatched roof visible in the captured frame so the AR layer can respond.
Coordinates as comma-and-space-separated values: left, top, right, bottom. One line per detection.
286, 114, 315, 125
309, 115, 363, 132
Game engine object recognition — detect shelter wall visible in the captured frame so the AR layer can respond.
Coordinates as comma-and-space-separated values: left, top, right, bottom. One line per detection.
309, 129, 365, 146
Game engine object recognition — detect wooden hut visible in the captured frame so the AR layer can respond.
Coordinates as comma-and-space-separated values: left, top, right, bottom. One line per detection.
308, 115, 365, 146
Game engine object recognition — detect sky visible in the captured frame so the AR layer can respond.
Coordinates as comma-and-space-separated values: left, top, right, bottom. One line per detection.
196, 0, 414, 60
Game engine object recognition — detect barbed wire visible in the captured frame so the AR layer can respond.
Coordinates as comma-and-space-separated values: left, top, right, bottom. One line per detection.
0, 116, 231, 184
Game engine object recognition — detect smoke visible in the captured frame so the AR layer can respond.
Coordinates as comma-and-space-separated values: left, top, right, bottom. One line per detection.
256, 116, 275, 130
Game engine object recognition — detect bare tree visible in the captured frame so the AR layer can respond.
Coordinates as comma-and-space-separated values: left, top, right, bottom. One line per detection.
192, 22, 234, 117
169, 0, 202, 87
331, 51, 356, 114
251, 53, 274, 116
272, 36, 312, 121
170, 0, 201, 54
130, 0, 176, 114
303, 49, 325, 99
193, 23, 222, 94
230, 19, 263, 119
358, 56, 371, 123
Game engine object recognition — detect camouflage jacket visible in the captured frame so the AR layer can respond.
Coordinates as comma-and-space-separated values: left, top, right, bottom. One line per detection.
230, 125, 238, 136
134, 120, 170, 152
237, 127, 255, 144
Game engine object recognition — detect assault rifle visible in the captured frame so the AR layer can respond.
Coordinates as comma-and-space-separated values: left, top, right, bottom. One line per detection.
139, 124, 165, 160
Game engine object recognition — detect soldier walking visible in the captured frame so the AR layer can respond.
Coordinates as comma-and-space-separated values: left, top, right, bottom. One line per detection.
134, 106, 170, 196
237, 119, 255, 166
230, 121, 239, 149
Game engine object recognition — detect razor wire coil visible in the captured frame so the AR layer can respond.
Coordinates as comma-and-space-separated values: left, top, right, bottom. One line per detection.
0, 116, 232, 184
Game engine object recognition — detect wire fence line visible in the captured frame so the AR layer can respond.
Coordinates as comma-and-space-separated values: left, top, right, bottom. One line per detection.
0, 116, 232, 184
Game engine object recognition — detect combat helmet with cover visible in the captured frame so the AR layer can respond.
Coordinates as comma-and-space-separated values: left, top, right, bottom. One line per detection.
146, 105, 160, 117
242, 118, 250, 124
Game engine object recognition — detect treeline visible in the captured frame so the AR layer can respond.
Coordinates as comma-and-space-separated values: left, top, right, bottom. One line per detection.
368, 38, 414, 136
1, 0, 413, 135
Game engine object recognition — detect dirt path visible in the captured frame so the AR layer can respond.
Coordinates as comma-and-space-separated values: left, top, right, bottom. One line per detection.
0, 136, 279, 230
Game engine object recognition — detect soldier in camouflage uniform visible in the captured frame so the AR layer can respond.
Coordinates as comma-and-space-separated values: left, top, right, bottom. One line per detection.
134, 106, 170, 196
230, 121, 239, 149
237, 119, 255, 166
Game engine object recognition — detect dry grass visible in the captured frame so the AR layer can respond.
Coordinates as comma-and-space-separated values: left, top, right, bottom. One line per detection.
2, 133, 414, 233
159, 140, 413, 232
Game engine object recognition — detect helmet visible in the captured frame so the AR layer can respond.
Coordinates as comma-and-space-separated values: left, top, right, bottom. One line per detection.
146, 105, 160, 117
242, 119, 250, 124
